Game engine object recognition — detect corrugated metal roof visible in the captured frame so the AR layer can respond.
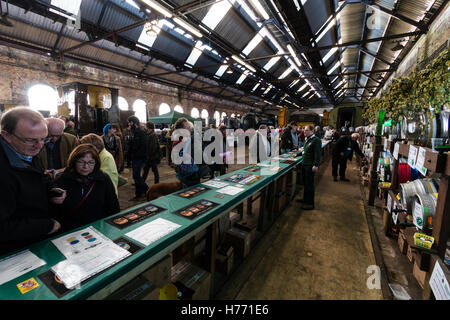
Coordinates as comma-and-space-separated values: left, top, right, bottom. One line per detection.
213, 8, 254, 52
0, 0, 442, 108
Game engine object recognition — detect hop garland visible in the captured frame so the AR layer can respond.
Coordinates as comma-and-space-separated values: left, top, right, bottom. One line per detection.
362, 48, 449, 124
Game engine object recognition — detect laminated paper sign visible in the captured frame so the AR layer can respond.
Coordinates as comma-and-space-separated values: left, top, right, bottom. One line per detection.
407, 145, 418, 169
429, 260, 450, 300
415, 147, 427, 176
393, 142, 399, 160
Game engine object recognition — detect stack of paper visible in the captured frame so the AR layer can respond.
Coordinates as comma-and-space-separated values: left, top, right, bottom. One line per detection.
217, 186, 245, 196
51, 227, 130, 289
0, 250, 46, 286
125, 218, 181, 247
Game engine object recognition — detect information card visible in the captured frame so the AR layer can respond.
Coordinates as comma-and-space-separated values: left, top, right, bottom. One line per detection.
415, 147, 428, 176
407, 145, 418, 168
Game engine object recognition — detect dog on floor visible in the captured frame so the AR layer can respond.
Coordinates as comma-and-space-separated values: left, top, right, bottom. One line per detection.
146, 180, 183, 201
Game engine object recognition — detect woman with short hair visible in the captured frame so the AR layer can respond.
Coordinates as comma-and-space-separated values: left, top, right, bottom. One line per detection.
80, 133, 119, 195
52, 144, 120, 232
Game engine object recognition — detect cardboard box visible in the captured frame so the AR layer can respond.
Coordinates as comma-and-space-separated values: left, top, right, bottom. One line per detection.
413, 261, 427, 288
105, 276, 157, 300
402, 227, 417, 246
235, 218, 257, 243
172, 237, 195, 264
141, 254, 173, 288
413, 251, 431, 271
398, 233, 407, 255
407, 245, 416, 263
225, 227, 251, 259
229, 211, 240, 227
216, 245, 234, 275
171, 261, 211, 300
142, 287, 160, 300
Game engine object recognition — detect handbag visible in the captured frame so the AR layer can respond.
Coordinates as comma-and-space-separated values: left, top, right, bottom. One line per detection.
67, 181, 97, 216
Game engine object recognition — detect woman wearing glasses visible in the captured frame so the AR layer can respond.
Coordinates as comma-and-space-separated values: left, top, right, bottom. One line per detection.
52, 144, 120, 232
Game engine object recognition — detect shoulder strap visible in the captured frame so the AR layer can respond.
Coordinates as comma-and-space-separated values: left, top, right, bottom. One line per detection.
66, 181, 97, 216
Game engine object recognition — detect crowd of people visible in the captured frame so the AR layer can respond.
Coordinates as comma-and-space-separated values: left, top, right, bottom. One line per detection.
0, 106, 365, 257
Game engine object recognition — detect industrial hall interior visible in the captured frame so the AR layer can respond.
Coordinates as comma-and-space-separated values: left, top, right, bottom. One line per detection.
0, 0, 449, 303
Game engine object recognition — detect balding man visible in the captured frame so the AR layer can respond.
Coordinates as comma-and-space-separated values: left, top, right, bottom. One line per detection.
0, 107, 65, 256
37, 117, 78, 175
332, 132, 365, 182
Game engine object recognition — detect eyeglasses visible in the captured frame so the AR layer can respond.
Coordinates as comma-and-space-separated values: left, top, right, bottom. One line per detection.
11, 133, 46, 146
76, 160, 96, 167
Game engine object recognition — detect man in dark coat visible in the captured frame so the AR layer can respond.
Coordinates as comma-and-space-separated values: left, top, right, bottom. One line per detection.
280, 121, 298, 153
127, 116, 148, 201
332, 133, 365, 182
142, 121, 160, 184
298, 124, 322, 210
0, 107, 65, 256
36, 117, 78, 175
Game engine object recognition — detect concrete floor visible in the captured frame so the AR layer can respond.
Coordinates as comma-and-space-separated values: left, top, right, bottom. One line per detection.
215, 159, 383, 300
116, 152, 421, 300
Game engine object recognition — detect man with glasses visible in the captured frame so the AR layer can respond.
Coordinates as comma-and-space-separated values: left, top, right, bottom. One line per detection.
0, 107, 66, 256
36, 117, 78, 177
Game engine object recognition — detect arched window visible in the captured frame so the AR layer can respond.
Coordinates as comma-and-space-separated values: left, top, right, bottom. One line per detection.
118, 96, 129, 111
133, 99, 147, 124
191, 107, 199, 119
201, 109, 209, 126
67, 90, 76, 116
159, 103, 170, 115
174, 105, 184, 113
27, 84, 58, 116
214, 111, 220, 127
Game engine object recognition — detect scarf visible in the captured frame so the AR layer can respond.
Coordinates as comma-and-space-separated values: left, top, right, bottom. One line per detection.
75, 173, 96, 196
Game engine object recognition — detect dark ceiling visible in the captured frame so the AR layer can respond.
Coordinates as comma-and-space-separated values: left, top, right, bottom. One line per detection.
0, 0, 446, 112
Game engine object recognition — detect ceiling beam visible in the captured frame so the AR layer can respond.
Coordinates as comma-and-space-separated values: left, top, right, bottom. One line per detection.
59, 18, 150, 54
310, 31, 423, 52
360, 0, 429, 32
359, 47, 392, 67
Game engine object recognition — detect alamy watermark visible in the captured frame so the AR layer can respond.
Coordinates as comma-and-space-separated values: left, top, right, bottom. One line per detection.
366, 265, 381, 290
170, 121, 282, 170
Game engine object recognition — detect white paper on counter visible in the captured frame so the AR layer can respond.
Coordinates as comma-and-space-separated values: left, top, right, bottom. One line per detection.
125, 218, 181, 247
51, 243, 130, 289
51, 226, 109, 259
0, 250, 46, 285
217, 185, 245, 196
202, 180, 229, 188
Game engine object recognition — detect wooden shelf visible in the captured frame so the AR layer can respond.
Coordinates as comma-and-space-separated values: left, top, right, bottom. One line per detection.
381, 139, 449, 175
364, 134, 450, 299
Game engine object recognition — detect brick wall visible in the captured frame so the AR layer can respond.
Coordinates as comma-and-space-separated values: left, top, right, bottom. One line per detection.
0, 45, 255, 118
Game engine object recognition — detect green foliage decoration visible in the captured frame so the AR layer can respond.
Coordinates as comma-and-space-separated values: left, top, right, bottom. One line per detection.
362, 48, 449, 124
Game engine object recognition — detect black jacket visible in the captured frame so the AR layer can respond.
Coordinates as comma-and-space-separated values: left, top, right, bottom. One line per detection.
332, 135, 364, 161
53, 169, 120, 232
0, 137, 55, 256
129, 126, 148, 160
280, 128, 295, 151
146, 132, 161, 163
